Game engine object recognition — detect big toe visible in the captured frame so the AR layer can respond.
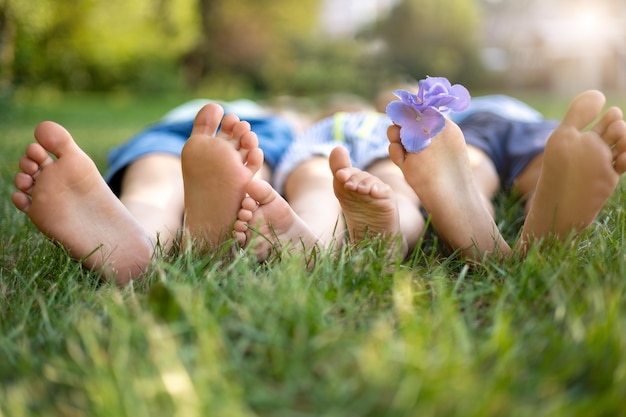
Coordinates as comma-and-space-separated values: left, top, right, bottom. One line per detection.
561, 90, 606, 130
329, 146, 352, 175
34, 121, 80, 158
192, 103, 224, 137
246, 179, 276, 205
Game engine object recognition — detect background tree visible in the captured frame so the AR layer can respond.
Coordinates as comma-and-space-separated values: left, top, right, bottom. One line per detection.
183, 0, 322, 94
0, 0, 16, 93
373, 0, 484, 85
7, 0, 198, 92
1, 0, 488, 97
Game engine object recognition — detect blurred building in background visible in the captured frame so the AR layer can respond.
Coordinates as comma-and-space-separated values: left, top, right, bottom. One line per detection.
480, 0, 626, 93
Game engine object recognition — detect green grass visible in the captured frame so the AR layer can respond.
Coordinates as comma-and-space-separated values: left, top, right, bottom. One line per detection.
2, 92, 626, 416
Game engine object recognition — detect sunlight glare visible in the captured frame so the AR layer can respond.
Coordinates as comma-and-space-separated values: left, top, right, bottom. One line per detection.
573, 7, 602, 35
567, 3, 612, 42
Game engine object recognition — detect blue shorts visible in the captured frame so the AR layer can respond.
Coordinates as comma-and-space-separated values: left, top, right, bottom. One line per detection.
104, 100, 296, 195
460, 112, 559, 188
273, 112, 391, 193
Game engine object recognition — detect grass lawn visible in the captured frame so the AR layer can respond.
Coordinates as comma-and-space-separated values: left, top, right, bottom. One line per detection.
1, 91, 626, 416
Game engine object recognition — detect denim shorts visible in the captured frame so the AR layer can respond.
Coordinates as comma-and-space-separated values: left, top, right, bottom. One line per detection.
104, 100, 296, 195
460, 112, 559, 188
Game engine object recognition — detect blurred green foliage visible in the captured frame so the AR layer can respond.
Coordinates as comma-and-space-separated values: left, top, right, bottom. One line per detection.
374, 0, 484, 87
4, 0, 198, 92
0, 0, 487, 99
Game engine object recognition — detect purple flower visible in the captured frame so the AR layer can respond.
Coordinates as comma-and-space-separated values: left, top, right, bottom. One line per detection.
386, 76, 471, 152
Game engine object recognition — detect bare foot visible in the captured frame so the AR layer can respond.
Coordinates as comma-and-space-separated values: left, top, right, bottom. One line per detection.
234, 179, 322, 263
388, 119, 511, 259
181, 103, 264, 250
516, 90, 626, 252
329, 146, 408, 258
12, 122, 153, 284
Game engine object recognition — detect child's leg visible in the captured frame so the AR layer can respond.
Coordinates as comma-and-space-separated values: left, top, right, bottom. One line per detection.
510, 154, 543, 214
118, 154, 185, 250
466, 145, 500, 217
388, 119, 511, 260
282, 156, 344, 248
516, 90, 626, 253
12, 122, 153, 284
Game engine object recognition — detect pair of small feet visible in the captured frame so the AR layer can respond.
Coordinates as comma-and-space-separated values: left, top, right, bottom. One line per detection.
12, 103, 403, 284
234, 146, 405, 261
387, 89, 626, 258
12, 104, 262, 284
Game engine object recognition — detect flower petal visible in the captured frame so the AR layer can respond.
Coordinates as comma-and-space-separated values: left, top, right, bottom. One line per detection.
420, 107, 446, 138
385, 76, 470, 152
448, 84, 471, 111
392, 89, 415, 103
386, 100, 419, 127
399, 121, 431, 153
422, 76, 452, 88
